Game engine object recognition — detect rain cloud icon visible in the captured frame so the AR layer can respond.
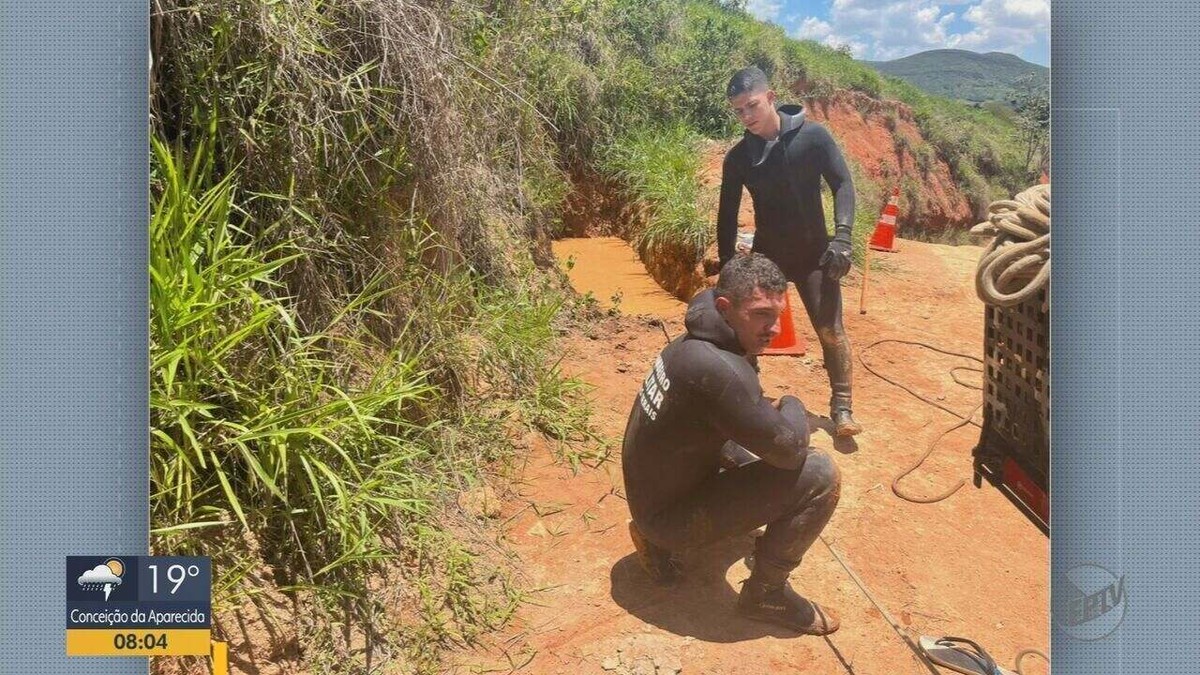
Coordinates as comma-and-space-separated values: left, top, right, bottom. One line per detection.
77, 558, 125, 601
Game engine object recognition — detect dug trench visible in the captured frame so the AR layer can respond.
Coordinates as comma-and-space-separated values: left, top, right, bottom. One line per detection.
446, 156, 1050, 673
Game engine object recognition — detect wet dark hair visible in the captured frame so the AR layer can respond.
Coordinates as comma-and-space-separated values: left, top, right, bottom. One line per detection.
715, 253, 788, 303
726, 66, 770, 99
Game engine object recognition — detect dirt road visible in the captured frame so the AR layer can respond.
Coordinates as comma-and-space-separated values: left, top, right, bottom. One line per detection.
447, 235, 1049, 674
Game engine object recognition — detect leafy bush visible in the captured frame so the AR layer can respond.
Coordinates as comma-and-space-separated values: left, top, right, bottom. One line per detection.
151, 2, 596, 668
151, 132, 595, 669
847, 68, 883, 98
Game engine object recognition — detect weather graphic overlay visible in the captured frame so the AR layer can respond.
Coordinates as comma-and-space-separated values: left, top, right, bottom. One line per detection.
66, 556, 212, 656
77, 558, 126, 601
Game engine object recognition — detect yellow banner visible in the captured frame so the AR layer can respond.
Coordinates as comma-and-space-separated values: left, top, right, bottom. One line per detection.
65, 629, 211, 656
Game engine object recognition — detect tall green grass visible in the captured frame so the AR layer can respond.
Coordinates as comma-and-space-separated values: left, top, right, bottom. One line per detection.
151, 137, 440, 591
149, 130, 594, 670
598, 124, 708, 261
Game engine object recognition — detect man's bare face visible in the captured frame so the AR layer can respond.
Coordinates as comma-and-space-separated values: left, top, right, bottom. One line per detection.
728, 88, 778, 139
716, 286, 786, 355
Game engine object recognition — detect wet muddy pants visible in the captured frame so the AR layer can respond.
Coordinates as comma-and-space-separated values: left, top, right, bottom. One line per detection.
789, 264, 854, 414
635, 397, 842, 585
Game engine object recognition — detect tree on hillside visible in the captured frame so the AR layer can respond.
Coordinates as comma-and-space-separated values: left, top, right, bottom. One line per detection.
1010, 73, 1049, 179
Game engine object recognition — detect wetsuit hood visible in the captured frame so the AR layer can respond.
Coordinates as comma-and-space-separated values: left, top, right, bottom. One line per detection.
684, 289, 745, 356
776, 103, 805, 137
741, 103, 805, 143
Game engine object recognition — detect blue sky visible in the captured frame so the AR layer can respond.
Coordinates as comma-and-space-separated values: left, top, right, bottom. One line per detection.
745, 0, 1050, 66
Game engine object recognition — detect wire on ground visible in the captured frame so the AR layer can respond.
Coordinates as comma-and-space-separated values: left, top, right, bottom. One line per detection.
858, 338, 983, 504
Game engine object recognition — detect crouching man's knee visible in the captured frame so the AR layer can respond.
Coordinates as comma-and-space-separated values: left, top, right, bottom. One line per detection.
804, 450, 842, 509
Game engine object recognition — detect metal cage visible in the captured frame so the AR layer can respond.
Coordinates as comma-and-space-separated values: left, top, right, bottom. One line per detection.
973, 287, 1050, 532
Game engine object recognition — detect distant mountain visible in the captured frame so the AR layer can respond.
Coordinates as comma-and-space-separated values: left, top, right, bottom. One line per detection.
864, 49, 1048, 103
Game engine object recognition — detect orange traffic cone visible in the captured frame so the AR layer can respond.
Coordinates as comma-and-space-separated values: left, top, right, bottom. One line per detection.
761, 292, 806, 356
867, 187, 901, 252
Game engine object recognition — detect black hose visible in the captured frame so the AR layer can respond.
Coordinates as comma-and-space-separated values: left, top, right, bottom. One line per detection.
858, 339, 983, 504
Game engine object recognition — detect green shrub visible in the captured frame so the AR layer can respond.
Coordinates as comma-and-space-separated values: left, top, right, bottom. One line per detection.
150, 132, 595, 669
847, 69, 883, 98
598, 124, 709, 261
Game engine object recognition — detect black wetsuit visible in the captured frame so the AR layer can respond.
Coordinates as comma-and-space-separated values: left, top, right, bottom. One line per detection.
716, 104, 856, 413
621, 289, 841, 584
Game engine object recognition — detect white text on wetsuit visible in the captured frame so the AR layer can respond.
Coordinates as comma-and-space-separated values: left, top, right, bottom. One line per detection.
638, 356, 671, 421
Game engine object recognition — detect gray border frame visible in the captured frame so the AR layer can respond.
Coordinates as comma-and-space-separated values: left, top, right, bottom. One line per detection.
1050, 2, 1200, 673
1, 1, 149, 673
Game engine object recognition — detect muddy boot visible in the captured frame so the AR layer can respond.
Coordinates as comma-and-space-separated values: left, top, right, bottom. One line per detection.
832, 408, 863, 437
628, 520, 681, 584
737, 578, 841, 635
822, 330, 859, 437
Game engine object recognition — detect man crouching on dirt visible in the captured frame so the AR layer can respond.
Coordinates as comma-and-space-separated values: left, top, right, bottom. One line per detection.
621, 253, 841, 636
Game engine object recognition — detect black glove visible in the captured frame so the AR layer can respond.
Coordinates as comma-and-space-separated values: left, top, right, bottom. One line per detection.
819, 224, 853, 281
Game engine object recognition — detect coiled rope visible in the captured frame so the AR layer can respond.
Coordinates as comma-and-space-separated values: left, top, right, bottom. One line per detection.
973, 184, 1051, 307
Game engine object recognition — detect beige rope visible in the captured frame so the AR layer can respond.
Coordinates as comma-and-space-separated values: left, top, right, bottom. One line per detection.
974, 184, 1051, 307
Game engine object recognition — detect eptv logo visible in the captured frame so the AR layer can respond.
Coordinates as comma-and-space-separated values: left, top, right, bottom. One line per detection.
1054, 564, 1126, 641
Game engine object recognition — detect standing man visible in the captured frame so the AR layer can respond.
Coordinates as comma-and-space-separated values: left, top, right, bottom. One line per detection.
717, 66, 862, 436
622, 254, 841, 635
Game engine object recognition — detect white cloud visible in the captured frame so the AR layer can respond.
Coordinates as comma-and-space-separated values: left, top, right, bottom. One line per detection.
794, 16, 870, 56
745, 0, 784, 22
789, 1, 956, 60
957, 0, 1050, 55
785, 0, 1048, 63
78, 565, 122, 586
796, 16, 835, 40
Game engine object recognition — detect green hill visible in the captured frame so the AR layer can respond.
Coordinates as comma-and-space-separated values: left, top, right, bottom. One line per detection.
865, 49, 1048, 102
